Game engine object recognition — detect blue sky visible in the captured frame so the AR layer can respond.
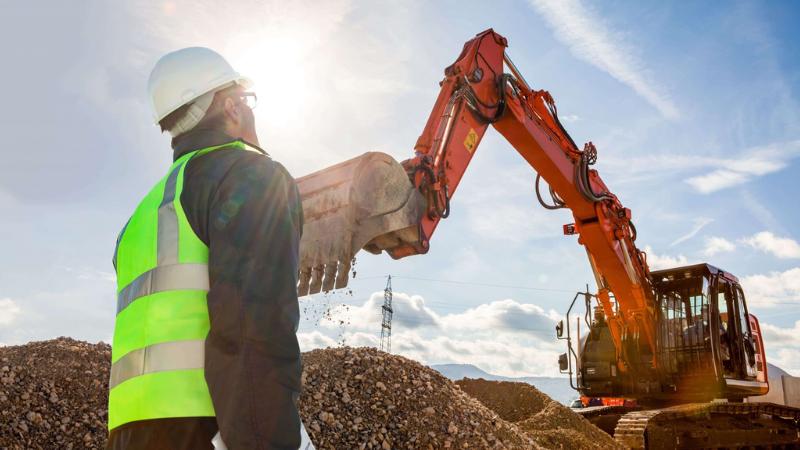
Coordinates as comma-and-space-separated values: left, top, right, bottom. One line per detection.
1, 0, 798, 377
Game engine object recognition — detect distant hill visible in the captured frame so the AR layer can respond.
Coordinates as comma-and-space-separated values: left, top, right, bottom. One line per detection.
430, 363, 576, 405
767, 363, 789, 378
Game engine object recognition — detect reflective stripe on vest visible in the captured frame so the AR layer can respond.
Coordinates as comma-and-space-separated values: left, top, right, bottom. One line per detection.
109, 339, 205, 389
108, 140, 259, 430
116, 263, 209, 314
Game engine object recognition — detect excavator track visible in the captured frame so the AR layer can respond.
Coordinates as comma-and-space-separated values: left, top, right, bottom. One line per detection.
613, 402, 800, 449
575, 405, 642, 436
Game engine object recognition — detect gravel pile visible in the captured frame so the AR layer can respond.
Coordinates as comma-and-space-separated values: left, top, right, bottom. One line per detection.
455, 378, 625, 450
300, 347, 539, 449
0, 339, 621, 450
0, 337, 110, 450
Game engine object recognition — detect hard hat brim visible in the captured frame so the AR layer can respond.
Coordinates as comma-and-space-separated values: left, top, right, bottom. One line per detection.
153, 74, 254, 124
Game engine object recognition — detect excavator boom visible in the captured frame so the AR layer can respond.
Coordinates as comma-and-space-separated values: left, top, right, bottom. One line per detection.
297, 29, 655, 373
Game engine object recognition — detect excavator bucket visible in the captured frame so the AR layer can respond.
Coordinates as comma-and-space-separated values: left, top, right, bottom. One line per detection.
296, 152, 423, 296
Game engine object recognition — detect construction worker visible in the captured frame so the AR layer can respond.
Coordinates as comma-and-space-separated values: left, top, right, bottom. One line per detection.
107, 47, 303, 450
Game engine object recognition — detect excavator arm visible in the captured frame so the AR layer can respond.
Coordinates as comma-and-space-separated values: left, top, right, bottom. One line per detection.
297, 29, 657, 372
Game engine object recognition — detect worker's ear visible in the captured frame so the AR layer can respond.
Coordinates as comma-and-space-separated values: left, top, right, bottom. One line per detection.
222, 96, 242, 127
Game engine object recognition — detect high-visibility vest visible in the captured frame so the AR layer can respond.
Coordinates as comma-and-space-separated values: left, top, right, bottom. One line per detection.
108, 140, 259, 430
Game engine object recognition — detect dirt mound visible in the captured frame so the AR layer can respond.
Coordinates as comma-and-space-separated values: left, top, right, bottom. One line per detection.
0, 337, 110, 450
454, 378, 551, 423
0, 339, 616, 450
300, 347, 539, 449
456, 378, 624, 450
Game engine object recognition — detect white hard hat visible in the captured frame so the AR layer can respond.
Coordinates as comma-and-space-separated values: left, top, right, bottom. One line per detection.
147, 47, 252, 124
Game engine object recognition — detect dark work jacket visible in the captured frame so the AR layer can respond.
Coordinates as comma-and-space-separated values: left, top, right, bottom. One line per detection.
107, 128, 303, 450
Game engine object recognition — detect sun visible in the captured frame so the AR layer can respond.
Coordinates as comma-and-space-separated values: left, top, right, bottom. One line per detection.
226, 30, 314, 133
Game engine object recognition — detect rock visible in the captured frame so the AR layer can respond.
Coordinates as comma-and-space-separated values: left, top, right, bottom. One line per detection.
447, 422, 458, 434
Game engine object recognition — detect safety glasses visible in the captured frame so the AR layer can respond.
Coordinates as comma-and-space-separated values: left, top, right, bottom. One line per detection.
237, 92, 257, 110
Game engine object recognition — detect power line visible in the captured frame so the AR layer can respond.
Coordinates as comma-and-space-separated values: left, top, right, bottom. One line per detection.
301, 295, 565, 313
349, 274, 576, 293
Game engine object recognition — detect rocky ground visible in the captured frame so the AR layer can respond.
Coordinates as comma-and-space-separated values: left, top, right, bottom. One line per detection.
0, 339, 621, 449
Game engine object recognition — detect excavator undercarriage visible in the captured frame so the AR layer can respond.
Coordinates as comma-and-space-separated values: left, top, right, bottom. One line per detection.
612, 402, 800, 450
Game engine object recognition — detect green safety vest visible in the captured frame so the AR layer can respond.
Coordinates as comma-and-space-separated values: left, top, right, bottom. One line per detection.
108, 140, 258, 430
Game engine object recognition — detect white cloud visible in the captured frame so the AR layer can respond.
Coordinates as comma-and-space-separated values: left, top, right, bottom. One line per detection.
686, 170, 750, 194
671, 217, 713, 246
703, 236, 736, 257
528, 0, 679, 119
643, 245, 691, 271
298, 330, 338, 351
740, 268, 800, 307
683, 141, 800, 193
742, 231, 800, 259
0, 299, 21, 326
758, 320, 800, 375
324, 291, 442, 331
324, 328, 563, 378
560, 114, 580, 122
602, 140, 800, 194
307, 293, 564, 377
389, 330, 562, 377
440, 299, 561, 340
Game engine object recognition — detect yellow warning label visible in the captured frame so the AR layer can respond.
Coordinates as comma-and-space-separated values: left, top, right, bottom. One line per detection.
464, 128, 478, 153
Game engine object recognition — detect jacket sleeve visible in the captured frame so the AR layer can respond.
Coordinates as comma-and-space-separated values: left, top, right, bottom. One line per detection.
200, 152, 303, 450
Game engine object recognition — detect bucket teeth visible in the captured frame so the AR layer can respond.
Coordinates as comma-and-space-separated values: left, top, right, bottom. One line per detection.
335, 259, 351, 290
308, 265, 324, 295
297, 261, 350, 296
322, 263, 338, 293
295, 152, 423, 297
298, 268, 311, 297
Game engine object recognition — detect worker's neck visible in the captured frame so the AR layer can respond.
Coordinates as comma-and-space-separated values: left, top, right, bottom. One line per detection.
172, 128, 238, 160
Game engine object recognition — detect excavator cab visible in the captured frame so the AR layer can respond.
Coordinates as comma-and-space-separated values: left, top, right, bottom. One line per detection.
565, 264, 768, 402
651, 264, 767, 400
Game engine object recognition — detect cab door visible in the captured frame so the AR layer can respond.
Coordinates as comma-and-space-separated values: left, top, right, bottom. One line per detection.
712, 277, 736, 377
733, 284, 758, 379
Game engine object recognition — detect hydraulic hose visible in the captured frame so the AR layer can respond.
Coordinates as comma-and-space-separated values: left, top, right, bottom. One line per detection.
535, 174, 566, 210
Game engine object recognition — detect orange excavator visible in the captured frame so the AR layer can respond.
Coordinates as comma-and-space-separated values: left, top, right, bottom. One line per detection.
295, 29, 800, 448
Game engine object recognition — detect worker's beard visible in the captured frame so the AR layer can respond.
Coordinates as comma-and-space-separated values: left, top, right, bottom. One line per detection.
241, 106, 259, 146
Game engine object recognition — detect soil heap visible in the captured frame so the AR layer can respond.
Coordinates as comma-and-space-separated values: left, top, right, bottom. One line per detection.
455, 378, 625, 450
0, 339, 621, 450
0, 337, 110, 450
300, 347, 538, 449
